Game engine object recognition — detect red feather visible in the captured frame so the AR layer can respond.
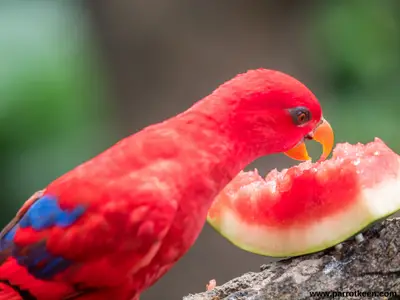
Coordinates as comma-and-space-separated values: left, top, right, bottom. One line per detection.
0, 69, 324, 299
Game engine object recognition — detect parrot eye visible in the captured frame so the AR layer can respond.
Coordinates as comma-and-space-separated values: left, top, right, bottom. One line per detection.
288, 106, 311, 126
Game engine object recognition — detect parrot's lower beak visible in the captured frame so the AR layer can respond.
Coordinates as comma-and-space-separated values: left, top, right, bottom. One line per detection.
284, 118, 334, 162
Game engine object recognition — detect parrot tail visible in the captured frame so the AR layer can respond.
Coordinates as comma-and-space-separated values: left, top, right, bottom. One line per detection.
0, 259, 137, 300
0, 258, 75, 300
0, 281, 25, 300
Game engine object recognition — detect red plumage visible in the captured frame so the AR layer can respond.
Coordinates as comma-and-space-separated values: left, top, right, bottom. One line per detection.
0, 69, 325, 299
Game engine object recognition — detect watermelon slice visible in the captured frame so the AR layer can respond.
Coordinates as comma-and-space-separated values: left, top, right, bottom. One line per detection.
207, 138, 400, 257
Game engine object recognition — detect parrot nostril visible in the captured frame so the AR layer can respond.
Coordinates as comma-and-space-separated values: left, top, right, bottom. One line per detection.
304, 134, 313, 140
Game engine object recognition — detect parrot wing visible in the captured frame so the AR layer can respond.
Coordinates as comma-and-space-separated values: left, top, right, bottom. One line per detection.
0, 172, 178, 292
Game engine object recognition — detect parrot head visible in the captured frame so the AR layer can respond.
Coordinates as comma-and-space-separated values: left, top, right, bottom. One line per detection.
214, 69, 334, 162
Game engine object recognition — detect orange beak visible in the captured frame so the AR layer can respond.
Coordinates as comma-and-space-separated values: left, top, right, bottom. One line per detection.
284, 118, 334, 162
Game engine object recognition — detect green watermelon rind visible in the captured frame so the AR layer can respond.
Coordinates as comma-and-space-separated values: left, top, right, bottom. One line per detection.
207, 208, 399, 257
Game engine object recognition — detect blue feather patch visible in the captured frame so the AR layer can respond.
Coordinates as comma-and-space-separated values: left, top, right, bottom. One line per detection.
14, 241, 73, 280
1, 195, 86, 279
3, 225, 17, 242
0, 220, 18, 253
18, 195, 86, 230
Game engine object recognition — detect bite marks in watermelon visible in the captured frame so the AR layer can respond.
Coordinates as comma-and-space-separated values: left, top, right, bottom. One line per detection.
207, 138, 400, 257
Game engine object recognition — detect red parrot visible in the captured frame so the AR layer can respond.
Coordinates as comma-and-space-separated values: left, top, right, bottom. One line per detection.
0, 69, 334, 300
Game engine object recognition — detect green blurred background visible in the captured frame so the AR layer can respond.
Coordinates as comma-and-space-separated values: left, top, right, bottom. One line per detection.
0, 1, 399, 299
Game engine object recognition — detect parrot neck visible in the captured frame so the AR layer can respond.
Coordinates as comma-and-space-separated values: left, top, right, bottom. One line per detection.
178, 93, 268, 166
175, 102, 262, 183
152, 101, 261, 254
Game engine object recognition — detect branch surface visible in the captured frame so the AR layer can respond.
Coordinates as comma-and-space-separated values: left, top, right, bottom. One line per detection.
184, 218, 400, 300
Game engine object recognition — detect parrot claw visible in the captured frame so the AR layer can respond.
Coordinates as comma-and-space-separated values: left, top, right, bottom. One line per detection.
355, 233, 365, 243
206, 279, 216, 291
334, 243, 343, 251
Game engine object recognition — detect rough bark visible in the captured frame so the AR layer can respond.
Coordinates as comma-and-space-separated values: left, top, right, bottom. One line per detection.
184, 218, 400, 300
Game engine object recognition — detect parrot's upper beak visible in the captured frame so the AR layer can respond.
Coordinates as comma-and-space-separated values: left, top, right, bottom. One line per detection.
284, 118, 334, 162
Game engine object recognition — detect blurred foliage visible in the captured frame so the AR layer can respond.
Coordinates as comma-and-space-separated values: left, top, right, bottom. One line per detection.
311, 0, 400, 153
0, 1, 113, 226
2, 0, 400, 226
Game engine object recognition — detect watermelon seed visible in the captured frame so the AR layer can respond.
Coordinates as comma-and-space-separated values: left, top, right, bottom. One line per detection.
334, 243, 343, 251
355, 233, 365, 243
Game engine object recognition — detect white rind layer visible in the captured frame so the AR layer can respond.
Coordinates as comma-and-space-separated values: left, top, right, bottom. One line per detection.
208, 168, 400, 257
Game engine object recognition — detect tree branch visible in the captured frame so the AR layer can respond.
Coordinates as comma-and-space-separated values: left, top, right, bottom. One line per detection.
184, 218, 400, 300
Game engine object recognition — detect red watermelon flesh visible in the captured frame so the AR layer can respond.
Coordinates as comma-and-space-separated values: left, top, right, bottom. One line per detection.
207, 138, 400, 257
